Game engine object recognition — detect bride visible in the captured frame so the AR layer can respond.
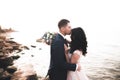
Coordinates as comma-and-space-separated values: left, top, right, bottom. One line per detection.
64, 27, 89, 80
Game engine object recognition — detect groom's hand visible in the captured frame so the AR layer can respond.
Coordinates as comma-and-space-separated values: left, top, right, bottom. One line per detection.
76, 63, 81, 71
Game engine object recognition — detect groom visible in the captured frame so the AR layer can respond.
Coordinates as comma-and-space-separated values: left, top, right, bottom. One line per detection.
48, 19, 81, 80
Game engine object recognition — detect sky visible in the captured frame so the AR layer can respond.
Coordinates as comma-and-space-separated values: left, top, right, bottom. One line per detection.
0, 0, 120, 45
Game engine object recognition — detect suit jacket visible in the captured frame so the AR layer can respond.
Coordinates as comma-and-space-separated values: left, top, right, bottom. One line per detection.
48, 34, 76, 80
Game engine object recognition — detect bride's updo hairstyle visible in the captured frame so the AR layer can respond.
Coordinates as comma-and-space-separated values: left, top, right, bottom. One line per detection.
70, 27, 87, 56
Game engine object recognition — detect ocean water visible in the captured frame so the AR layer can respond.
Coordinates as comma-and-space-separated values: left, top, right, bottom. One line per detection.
8, 31, 120, 80
83, 43, 120, 80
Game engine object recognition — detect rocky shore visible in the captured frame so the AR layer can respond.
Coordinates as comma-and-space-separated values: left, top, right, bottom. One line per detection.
0, 27, 48, 80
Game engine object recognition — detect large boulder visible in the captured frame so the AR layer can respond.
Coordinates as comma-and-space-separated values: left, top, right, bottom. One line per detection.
0, 32, 29, 55
11, 64, 38, 80
11, 55, 20, 60
26, 74, 38, 80
6, 66, 17, 74
0, 71, 12, 80
0, 56, 13, 69
0, 68, 4, 77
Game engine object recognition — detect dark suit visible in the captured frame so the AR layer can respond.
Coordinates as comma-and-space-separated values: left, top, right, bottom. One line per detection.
48, 34, 76, 80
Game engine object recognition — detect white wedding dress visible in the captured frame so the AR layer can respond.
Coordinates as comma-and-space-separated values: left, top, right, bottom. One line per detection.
67, 50, 89, 80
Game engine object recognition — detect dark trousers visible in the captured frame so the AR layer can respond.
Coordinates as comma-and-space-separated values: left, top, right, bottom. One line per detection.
49, 69, 67, 80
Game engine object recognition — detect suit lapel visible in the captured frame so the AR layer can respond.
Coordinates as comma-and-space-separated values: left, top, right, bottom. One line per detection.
58, 34, 64, 41
58, 34, 68, 47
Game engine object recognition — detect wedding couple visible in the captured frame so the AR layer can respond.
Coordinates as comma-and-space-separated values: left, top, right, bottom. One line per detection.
48, 19, 89, 80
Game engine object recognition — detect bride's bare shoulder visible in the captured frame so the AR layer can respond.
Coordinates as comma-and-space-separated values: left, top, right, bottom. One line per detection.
73, 50, 82, 56
71, 50, 82, 63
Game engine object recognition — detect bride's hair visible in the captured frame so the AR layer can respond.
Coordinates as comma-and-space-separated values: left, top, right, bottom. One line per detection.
70, 27, 88, 56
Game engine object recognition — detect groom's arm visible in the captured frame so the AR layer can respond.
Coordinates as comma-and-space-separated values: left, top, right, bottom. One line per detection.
51, 40, 76, 71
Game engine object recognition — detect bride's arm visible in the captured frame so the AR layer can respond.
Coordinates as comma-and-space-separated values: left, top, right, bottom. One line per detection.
71, 50, 81, 64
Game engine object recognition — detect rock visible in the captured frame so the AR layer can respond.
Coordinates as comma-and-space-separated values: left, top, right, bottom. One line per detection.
26, 74, 38, 80
31, 55, 34, 57
11, 64, 39, 80
0, 56, 13, 69
21, 53, 25, 55
0, 71, 12, 80
0, 53, 4, 57
16, 49, 22, 53
0, 68, 4, 77
6, 66, 17, 74
39, 48, 42, 50
6, 41, 17, 44
38, 76, 49, 80
0, 36, 6, 41
11, 55, 20, 60
9, 38, 14, 40
11, 71, 25, 80
12, 45, 20, 50
36, 38, 44, 43
31, 45, 36, 48
0, 32, 28, 55
0, 26, 15, 33
21, 46, 30, 50
0, 41, 4, 49
2, 46, 13, 53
